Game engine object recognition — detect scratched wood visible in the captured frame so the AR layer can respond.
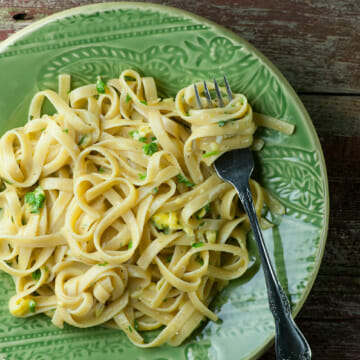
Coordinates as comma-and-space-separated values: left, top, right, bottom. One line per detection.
0, 1, 360, 359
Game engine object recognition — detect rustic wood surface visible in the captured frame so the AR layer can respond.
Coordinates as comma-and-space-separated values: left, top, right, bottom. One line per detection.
0, 1, 359, 359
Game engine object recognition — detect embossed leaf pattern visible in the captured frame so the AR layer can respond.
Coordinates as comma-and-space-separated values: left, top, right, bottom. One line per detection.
257, 146, 324, 226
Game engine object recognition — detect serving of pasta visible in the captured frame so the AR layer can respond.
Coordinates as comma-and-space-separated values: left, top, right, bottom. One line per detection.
0, 70, 294, 347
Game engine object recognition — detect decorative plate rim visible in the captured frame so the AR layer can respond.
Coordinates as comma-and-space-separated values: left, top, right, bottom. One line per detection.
0, 2, 329, 359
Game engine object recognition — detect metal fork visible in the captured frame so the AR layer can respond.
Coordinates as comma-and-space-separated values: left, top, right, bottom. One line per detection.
194, 78, 312, 360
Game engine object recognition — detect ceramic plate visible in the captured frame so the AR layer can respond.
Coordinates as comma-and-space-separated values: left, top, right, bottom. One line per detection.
0, 3, 329, 360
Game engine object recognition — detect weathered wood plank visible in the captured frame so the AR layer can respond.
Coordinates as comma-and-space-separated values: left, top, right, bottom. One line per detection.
0, 0, 359, 94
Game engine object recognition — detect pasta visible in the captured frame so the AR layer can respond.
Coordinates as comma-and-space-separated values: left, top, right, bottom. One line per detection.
0, 70, 293, 347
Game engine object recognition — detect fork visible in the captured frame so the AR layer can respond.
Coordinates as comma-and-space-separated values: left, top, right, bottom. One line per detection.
194, 78, 312, 360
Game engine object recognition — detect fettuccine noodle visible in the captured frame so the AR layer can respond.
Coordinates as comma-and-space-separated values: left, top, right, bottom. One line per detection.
0, 70, 293, 347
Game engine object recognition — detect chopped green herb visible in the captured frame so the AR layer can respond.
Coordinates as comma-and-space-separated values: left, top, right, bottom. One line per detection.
134, 319, 139, 331
203, 150, 220, 158
78, 135, 86, 146
152, 187, 159, 194
163, 227, 171, 234
44, 266, 49, 272
67, 89, 71, 95
129, 130, 139, 138
125, 94, 132, 103
139, 136, 147, 143
0, 182, 6, 192
166, 255, 172, 263
139, 100, 148, 105
128, 241, 133, 249
98, 167, 105, 173
199, 221, 205, 227
186, 111, 190, 116
40, 128, 46, 132
15, 255, 19, 263
32, 269, 41, 281
28, 299, 36, 313
138, 173, 146, 180
11, 216, 14, 223
8, 243, 12, 251
29, 115, 34, 120
192, 242, 204, 248
163, 298, 168, 302
128, 325, 133, 333
97, 262, 108, 266
143, 142, 158, 156
124, 75, 135, 82
176, 174, 194, 187
151, 136, 157, 141
2, 178, 13, 185
195, 204, 211, 219
196, 254, 204, 265
25, 186, 46, 214
218, 121, 226, 127
96, 76, 107, 94
22, 218, 26, 225
62, 128, 69, 133
4, 260, 12, 266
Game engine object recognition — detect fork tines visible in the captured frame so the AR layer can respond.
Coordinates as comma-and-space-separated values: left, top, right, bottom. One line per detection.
194, 76, 232, 109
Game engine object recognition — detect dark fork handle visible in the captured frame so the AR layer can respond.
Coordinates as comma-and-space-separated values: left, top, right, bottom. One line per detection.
236, 184, 312, 360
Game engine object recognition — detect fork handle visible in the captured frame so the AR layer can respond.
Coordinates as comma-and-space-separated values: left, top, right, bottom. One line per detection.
236, 183, 312, 360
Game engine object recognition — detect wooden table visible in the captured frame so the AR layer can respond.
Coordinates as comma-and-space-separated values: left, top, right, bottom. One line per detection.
1, 1, 359, 359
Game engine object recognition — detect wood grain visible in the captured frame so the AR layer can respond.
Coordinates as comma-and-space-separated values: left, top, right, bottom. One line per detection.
0, 1, 359, 359
0, 0, 359, 93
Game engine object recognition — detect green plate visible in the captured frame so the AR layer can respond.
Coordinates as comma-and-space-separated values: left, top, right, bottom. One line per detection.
0, 3, 329, 360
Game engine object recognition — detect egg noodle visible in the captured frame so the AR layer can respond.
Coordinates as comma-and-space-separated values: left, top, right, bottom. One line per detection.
0, 70, 294, 347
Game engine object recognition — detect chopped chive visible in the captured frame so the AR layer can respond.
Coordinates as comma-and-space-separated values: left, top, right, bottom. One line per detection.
96, 76, 107, 94
2, 178, 12, 185
97, 262, 108, 266
21, 218, 26, 225
203, 150, 220, 158
11, 216, 14, 223
32, 269, 41, 281
78, 135, 85, 146
98, 167, 105, 173
151, 136, 157, 141
186, 112, 190, 116
28, 299, 36, 313
166, 255, 172, 263
25, 186, 45, 214
128, 325, 133, 333
8, 243, 12, 251
62, 128, 69, 133
125, 94, 132, 103
192, 242, 204, 248
176, 174, 194, 187
138, 173, 146, 180
142, 142, 158, 156
129, 130, 139, 138
199, 221, 205, 227
128, 241, 133, 249
218, 121, 226, 127
29, 115, 34, 120
40, 128, 46, 132
0, 182, 6, 192
152, 187, 159, 194
163, 298, 168, 302
124, 75, 135, 81
140, 100, 148, 105
196, 254, 204, 265
139, 136, 147, 143
134, 319, 139, 331
44, 266, 49, 272
67, 89, 71, 94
